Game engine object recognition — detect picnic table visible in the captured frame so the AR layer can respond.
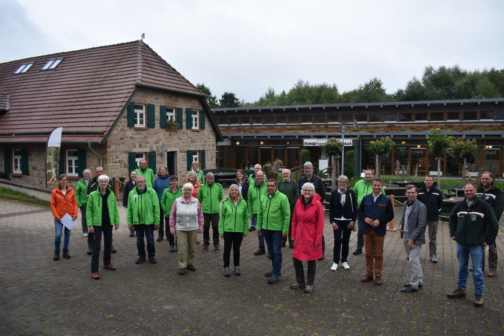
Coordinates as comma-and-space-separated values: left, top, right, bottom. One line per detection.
440, 197, 464, 222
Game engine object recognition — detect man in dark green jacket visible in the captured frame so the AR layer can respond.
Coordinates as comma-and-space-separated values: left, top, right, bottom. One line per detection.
198, 172, 224, 252
75, 169, 91, 236
277, 169, 299, 248
447, 183, 498, 307
257, 179, 291, 285
127, 176, 160, 264
248, 171, 268, 255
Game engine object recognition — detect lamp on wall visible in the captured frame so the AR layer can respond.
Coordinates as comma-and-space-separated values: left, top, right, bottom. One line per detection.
485, 145, 493, 149
260, 141, 264, 145
236, 141, 240, 145
401, 141, 406, 144
417, 145, 421, 148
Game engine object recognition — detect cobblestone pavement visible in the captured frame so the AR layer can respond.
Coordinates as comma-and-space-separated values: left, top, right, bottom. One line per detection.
1, 198, 504, 335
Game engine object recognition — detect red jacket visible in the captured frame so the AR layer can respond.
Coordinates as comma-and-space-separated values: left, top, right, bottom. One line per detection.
51, 187, 78, 220
292, 194, 324, 261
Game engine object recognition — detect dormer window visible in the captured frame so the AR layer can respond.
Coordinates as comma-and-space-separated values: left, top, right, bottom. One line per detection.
41, 58, 63, 70
14, 62, 34, 74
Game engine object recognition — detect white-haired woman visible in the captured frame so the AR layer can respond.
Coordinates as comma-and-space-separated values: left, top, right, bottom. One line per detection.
87, 175, 120, 280
219, 184, 248, 277
169, 183, 204, 275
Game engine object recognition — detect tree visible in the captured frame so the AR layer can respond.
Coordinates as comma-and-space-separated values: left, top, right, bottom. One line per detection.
351, 77, 391, 103
320, 139, 343, 190
344, 150, 355, 179
196, 83, 219, 108
219, 92, 240, 108
300, 149, 311, 166
369, 137, 395, 178
448, 138, 477, 184
427, 128, 451, 187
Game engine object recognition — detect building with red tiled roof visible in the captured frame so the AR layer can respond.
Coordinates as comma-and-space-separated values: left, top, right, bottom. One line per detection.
0, 40, 222, 189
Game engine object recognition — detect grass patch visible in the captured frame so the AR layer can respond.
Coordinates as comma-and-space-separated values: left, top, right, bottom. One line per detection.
0, 187, 50, 207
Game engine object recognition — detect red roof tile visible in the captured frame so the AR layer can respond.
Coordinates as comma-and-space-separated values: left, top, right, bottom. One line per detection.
0, 41, 205, 143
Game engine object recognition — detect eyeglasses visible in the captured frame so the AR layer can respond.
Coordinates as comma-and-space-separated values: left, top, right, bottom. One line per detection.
302, 189, 314, 192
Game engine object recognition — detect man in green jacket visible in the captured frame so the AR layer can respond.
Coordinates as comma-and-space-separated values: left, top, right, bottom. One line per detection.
248, 171, 268, 255
136, 159, 155, 188
127, 176, 160, 264
277, 169, 299, 248
353, 169, 385, 255
75, 169, 91, 236
257, 179, 291, 284
198, 172, 224, 252
161, 176, 183, 252
248, 164, 262, 188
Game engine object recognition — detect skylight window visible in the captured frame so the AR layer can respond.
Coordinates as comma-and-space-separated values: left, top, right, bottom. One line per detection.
14, 62, 34, 74
41, 58, 63, 70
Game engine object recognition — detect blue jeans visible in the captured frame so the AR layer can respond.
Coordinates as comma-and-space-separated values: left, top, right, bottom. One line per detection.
135, 224, 156, 258
262, 229, 283, 276
252, 214, 265, 246
456, 243, 484, 295
54, 220, 71, 250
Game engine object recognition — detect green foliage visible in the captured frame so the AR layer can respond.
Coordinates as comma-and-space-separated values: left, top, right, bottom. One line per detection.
448, 138, 477, 165
196, 83, 219, 108
427, 129, 451, 158
320, 138, 343, 157
300, 149, 311, 165
0, 187, 50, 207
369, 137, 395, 157
344, 150, 355, 178
350, 77, 392, 103
219, 92, 240, 108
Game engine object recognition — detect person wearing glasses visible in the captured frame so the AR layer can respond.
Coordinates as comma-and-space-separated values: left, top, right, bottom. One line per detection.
198, 172, 224, 252
329, 175, 357, 271
290, 182, 324, 293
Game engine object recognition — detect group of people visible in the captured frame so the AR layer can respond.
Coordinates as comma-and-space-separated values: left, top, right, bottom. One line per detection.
50, 160, 502, 303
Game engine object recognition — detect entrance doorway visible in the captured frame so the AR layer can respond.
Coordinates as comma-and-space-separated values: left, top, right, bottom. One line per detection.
167, 151, 177, 176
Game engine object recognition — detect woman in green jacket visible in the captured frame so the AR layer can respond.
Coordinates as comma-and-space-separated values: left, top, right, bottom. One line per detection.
86, 175, 120, 280
161, 176, 183, 252
219, 184, 248, 277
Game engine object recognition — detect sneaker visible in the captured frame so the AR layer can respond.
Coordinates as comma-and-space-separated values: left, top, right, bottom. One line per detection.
447, 288, 466, 299
342, 262, 350, 270
202, 244, 209, 252
353, 248, 363, 255
169, 245, 175, 252
290, 282, 306, 289
103, 264, 117, 271
430, 255, 438, 263
331, 262, 338, 271
83, 233, 88, 237
135, 256, 146, 264
267, 275, 278, 284
249, 226, 256, 232
186, 265, 196, 271
474, 294, 484, 307
234, 266, 241, 276
223, 268, 230, 277
404, 283, 423, 288
304, 285, 314, 293
401, 286, 418, 293
178, 268, 186, 275
92, 272, 100, 280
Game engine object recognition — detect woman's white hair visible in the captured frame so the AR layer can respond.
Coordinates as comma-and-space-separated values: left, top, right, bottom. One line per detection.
182, 182, 194, 191
301, 182, 315, 191
98, 175, 109, 183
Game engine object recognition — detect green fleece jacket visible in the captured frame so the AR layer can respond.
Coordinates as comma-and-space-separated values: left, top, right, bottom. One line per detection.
354, 179, 386, 206
86, 189, 120, 226
75, 179, 90, 207
219, 198, 249, 235
197, 182, 224, 214
161, 186, 183, 216
247, 182, 268, 217
127, 187, 160, 226
135, 168, 155, 188
257, 190, 291, 233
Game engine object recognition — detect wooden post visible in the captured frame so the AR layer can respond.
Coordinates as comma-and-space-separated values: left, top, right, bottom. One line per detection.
114, 178, 120, 200
387, 194, 396, 231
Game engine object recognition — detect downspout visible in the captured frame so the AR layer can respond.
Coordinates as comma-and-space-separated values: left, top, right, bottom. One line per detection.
87, 141, 103, 167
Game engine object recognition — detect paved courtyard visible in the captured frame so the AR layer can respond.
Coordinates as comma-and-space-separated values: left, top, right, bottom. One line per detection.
1, 197, 504, 335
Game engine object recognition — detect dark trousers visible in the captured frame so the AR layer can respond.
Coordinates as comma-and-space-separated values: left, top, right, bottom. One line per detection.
162, 216, 175, 246
135, 224, 155, 258
293, 258, 317, 286
223, 232, 243, 268
282, 211, 294, 246
88, 230, 113, 247
333, 220, 352, 263
204, 213, 220, 245
91, 223, 112, 273
357, 219, 364, 249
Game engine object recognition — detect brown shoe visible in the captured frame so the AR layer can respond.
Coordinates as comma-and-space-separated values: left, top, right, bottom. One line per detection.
178, 268, 186, 275
361, 274, 373, 282
186, 265, 196, 272
375, 276, 383, 286
447, 288, 466, 299
487, 270, 497, 277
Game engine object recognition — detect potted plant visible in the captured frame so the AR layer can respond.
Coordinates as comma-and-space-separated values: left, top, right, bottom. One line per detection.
167, 119, 178, 131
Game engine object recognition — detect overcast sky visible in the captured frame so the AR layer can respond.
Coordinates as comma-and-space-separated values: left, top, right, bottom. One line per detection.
2, 0, 503, 103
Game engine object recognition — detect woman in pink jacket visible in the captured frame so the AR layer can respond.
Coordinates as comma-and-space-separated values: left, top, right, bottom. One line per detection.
290, 182, 324, 293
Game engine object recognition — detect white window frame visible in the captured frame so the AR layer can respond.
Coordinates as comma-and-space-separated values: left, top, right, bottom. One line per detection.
166, 107, 176, 121
192, 110, 199, 129
66, 150, 79, 176
135, 153, 145, 168
12, 149, 22, 174
41, 58, 63, 70
14, 62, 34, 74
134, 104, 145, 127
192, 151, 199, 164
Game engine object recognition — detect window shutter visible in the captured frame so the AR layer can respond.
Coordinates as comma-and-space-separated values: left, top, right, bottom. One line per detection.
149, 151, 156, 172
186, 108, 193, 129
4, 149, 11, 174
58, 150, 64, 175
187, 150, 193, 171
201, 150, 206, 169
148, 104, 155, 128
127, 102, 135, 127
200, 110, 206, 130
128, 152, 137, 172
160, 105, 167, 128
21, 149, 29, 175
177, 108, 183, 129
77, 149, 86, 177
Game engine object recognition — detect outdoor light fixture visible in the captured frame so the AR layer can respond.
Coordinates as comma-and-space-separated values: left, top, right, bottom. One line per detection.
485, 145, 493, 149
236, 141, 240, 145
286, 141, 290, 144
401, 141, 406, 144
260, 141, 264, 145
